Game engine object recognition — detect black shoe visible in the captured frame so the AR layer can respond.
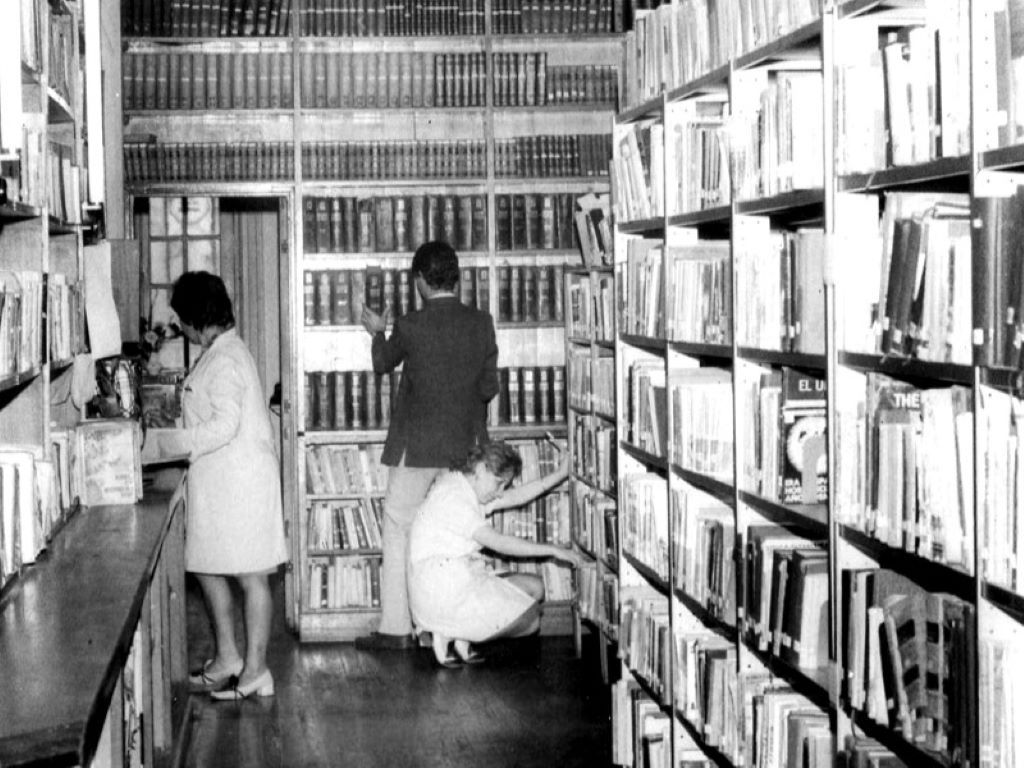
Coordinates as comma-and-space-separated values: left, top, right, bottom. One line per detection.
354, 632, 415, 651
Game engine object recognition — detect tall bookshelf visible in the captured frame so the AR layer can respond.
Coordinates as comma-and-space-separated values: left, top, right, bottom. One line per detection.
117, 0, 625, 641
0, 0, 88, 594
605, 1, 1024, 767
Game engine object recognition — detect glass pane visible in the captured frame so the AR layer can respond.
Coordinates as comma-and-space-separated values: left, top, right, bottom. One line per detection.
186, 197, 218, 235
188, 238, 220, 274
150, 288, 177, 328
149, 196, 167, 237
166, 197, 185, 236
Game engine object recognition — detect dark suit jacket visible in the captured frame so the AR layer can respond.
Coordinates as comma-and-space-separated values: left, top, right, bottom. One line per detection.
372, 295, 499, 468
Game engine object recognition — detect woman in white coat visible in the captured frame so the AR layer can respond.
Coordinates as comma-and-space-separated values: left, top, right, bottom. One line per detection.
169, 271, 288, 700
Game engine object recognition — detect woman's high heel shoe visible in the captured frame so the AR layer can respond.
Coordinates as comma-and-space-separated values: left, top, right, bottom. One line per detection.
432, 634, 463, 669
189, 658, 243, 687
209, 669, 275, 700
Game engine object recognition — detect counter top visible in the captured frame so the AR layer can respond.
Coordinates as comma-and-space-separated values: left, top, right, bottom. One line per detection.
0, 474, 184, 767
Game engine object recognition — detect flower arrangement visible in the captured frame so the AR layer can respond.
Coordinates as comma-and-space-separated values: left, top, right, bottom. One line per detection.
139, 318, 183, 375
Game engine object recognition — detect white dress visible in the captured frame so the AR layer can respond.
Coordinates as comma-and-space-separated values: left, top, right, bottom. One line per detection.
180, 329, 288, 574
407, 471, 535, 642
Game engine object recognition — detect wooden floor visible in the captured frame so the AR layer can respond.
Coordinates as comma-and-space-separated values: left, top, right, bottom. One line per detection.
182, 575, 614, 768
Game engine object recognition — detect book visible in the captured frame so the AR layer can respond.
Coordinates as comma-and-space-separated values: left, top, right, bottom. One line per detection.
778, 368, 828, 505
74, 419, 143, 506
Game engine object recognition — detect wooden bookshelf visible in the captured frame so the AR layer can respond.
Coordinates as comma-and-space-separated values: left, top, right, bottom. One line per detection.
606, 0, 1024, 766
114, 1, 626, 642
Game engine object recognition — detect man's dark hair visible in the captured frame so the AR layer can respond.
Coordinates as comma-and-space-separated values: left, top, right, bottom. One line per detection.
411, 240, 459, 291
170, 271, 236, 331
451, 441, 523, 485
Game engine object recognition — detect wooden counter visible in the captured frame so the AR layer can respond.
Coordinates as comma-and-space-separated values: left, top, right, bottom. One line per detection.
0, 473, 188, 768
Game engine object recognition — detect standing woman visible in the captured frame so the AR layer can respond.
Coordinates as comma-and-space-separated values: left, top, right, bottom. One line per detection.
169, 271, 288, 700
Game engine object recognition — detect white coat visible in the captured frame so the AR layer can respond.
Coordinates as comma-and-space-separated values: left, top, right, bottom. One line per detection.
180, 328, 288, 574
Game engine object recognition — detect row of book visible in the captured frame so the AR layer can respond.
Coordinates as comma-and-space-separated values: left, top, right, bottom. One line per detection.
842, 568, 975, 763
298, 0, 484, 37
621, 473, 669, 582
122, 49, 617, 112
48, 9, 75, 108
122, 50, 296, 111
570, 414, 615, 492
304, 267, 427, 326
664, 98, 729, 215
577, 562, 618, 632
124, 140, 294, 183
494, 366, 567, 426
730, 70, 824, 201
980, 622, 1024, 768
19, 0, 43, 73
573, 192, 613, 267
307, 498, 384, 551
298, 50, 490, 109
0, 271, 43, 378
122, 0, 625, 39
307, 554, 381, 609
743, 526, 829, 671
494, 193, 580, 252
624, 0, 821, 108
980, 387, 1024, 595
302, 194, 486, 254
302, 365, 567, 432
571, 481, 618, 564
492, 494, 570, 547
612, 683, 720, 768
836, 3, 971, 173
739, 366, 828, 506
671, 482, 735, 625
305, 443, 388, 495
494, 134, 612, 179
303, 139, 486, 180
47, 141, 79, 225
567, 271, 615, 342
493, 0, 622, 34
834, 369, 974, 572
567, 348, 614, 415
303, 263, 568, 326
838, 192, 972, 365
620, 595, 834, 767
48, 276, 86, 363
1, 420, 145, 588
121, 0, 292, 37
735, 222, 824, 354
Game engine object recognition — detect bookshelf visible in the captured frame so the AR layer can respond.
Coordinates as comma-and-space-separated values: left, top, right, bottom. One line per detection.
117, 1, 625, 641
0, 0, 89, 595
607, 1, 1024, 767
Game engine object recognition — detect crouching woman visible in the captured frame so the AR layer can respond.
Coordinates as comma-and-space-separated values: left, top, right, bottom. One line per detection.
407, 441, 580, 667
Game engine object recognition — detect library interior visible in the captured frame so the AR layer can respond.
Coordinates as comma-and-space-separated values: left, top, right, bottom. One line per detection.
0, 0, 1022, 767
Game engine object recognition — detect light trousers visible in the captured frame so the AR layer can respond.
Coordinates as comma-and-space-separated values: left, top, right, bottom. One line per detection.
377, 464, 442, 636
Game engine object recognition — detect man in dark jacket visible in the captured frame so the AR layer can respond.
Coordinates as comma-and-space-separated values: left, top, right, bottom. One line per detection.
356, 240, 499, 650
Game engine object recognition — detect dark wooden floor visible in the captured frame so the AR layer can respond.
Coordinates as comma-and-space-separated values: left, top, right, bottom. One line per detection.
182, 575, 613, 768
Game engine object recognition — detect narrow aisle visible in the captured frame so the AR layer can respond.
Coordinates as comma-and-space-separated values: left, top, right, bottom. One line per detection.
183, 576, 613, 768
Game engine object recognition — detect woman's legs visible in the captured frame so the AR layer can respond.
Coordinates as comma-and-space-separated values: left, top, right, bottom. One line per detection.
236, 572, 273, 684
196, 573, 244, 673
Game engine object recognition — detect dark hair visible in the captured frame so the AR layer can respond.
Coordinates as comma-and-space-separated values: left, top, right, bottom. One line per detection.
411, 240, 459, 291
170, 271, 235, 331
451, 441, 523, 484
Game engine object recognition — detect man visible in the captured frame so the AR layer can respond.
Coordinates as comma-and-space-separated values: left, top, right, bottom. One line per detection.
356, 240, 499, 650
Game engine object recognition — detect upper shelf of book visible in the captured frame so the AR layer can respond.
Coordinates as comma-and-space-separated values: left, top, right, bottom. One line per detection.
121, 1, 624, 40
